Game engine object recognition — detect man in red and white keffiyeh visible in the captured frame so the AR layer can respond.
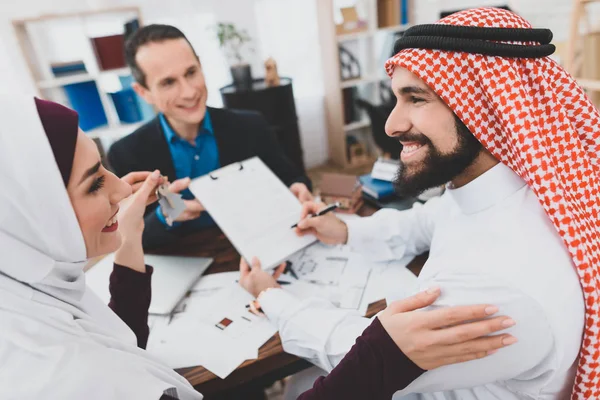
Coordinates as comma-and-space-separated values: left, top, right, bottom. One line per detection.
383, 7, 599, 399
238, 7, 599, 400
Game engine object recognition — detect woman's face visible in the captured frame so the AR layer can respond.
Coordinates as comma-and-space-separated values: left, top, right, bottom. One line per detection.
66, 130, 131, 258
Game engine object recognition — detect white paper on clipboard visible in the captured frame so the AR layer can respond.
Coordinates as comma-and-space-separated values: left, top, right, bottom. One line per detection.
189, 157, 317, 269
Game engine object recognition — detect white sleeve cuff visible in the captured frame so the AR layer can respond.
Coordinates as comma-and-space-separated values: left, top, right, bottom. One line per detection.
259, 288, 302, 325
345, 217, 397, 261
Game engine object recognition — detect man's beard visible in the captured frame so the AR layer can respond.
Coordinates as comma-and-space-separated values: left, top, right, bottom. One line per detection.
393, 116, 483, 197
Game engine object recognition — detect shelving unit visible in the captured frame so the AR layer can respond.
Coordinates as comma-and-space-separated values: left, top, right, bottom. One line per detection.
566, 0, 600, 104
37, 67, 131, 89
317, 0, 411, 169
12, 7, 149, 142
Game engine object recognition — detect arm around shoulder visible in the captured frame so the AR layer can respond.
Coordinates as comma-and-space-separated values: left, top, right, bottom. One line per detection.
395, 271, 557, 396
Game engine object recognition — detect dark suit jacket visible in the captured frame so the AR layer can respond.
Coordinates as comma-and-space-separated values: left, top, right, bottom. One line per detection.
108, 107, 311, 249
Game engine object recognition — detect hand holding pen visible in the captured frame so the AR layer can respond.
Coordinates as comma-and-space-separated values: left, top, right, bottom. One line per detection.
293, 201, 349, 245
291, 202, 340, 228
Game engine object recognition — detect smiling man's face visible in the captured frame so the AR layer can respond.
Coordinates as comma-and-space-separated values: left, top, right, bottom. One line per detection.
385, 67, 483, 196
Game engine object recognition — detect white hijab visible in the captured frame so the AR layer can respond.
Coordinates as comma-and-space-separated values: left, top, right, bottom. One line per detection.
0, 95, 202, 400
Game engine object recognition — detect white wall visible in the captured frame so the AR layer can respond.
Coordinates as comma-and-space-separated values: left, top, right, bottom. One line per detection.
1, 0, 597, 168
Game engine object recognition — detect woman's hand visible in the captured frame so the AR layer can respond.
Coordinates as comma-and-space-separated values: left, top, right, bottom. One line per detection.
239, 257, 287, 298
115, 170, 162, 272
378, 288, 517, 370
121, 171, 167, 206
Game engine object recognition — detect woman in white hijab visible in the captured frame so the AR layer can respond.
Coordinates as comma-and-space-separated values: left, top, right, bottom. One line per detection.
0, 95, 203, 400
0, 95, 515, 400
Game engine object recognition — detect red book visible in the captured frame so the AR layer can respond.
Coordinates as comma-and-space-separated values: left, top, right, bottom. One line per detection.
91, 34, 126, 71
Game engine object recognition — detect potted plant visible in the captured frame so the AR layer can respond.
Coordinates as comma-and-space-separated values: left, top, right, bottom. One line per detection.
216, 22, 254, 89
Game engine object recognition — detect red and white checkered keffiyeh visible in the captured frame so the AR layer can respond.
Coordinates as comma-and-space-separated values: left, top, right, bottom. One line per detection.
385, 7, 600, 399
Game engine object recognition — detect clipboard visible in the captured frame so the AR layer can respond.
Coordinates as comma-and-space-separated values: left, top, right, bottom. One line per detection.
189, 157, 316, 270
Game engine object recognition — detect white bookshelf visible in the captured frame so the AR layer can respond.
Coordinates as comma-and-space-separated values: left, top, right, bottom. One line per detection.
37, 67, 132, 89
317, 0, 411, 168
12, 7, 149, 142
337, 23, 410, 43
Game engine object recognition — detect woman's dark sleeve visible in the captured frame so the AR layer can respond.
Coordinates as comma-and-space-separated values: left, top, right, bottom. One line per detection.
297, 317, 425, 400
108, 263, 153, 349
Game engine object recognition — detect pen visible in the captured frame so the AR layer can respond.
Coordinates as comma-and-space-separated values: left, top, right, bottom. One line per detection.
291, 202, 340, 229
235, 280, 291, 285
285, 261, 299, 280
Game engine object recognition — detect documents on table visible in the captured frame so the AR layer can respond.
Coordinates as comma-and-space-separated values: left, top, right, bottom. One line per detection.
147, 282, 276, 379
143, 227, 419, 378
360, 256, 419, 315
189, 157, 316, 270
283, 242, 418, 316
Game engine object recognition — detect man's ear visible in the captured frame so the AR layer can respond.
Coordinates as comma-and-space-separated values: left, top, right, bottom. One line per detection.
132, 82, 154, 107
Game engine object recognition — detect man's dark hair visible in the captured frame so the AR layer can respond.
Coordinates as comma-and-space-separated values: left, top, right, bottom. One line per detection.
124, 24, 198, 88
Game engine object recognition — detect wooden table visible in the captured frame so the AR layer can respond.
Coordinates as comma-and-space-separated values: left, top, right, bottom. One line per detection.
149, 204, 426, 399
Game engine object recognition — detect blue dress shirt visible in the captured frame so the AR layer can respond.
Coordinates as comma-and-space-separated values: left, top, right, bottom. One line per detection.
156, 111, 219, 229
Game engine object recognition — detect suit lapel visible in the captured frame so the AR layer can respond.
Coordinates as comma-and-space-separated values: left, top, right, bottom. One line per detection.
209, 107, 239, 166
146, 117, 177, 182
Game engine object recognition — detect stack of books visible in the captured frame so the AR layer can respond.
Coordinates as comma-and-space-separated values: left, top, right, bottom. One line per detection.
359, 174, 395, 200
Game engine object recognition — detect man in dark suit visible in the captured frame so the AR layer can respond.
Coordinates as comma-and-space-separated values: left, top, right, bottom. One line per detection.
108, 24, 312, 249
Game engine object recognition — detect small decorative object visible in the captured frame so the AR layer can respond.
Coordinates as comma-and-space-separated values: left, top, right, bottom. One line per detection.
319, 173, 364, 214
335, 6, 368, 36
216, 22, 255, 89
346, 135, 369, 167
339, 45, 361, 81
264, 57, 280, 87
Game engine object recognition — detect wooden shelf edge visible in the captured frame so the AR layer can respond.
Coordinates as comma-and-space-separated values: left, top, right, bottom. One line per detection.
344, 119, 370, 131
12, 6, 140, 25
577, 78, 600, 91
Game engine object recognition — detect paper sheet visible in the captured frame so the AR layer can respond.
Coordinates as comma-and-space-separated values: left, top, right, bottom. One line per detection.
147, 315, 253, 377
284, 243, 419, 316
283, 243, 370, 313
358, 256, 419, 315
189, 157, 316, 269
146, 281, 277, 378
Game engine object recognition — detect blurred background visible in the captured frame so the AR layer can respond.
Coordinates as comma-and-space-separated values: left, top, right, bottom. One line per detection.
2, 0, 599, 197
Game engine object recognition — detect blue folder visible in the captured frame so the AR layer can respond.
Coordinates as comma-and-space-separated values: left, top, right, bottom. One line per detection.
109, 87, 143, 124
63, 81, 108, 131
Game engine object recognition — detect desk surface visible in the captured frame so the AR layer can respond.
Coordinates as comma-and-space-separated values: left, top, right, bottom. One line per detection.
149, 204, 426, 397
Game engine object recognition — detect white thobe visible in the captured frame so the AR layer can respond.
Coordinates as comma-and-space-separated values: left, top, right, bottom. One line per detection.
261, 163, 585, 399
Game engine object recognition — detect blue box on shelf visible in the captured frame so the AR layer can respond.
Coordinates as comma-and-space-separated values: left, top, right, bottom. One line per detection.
109, 87, 143, 124
63, 80, 108, 131
51, 61, 87, 77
